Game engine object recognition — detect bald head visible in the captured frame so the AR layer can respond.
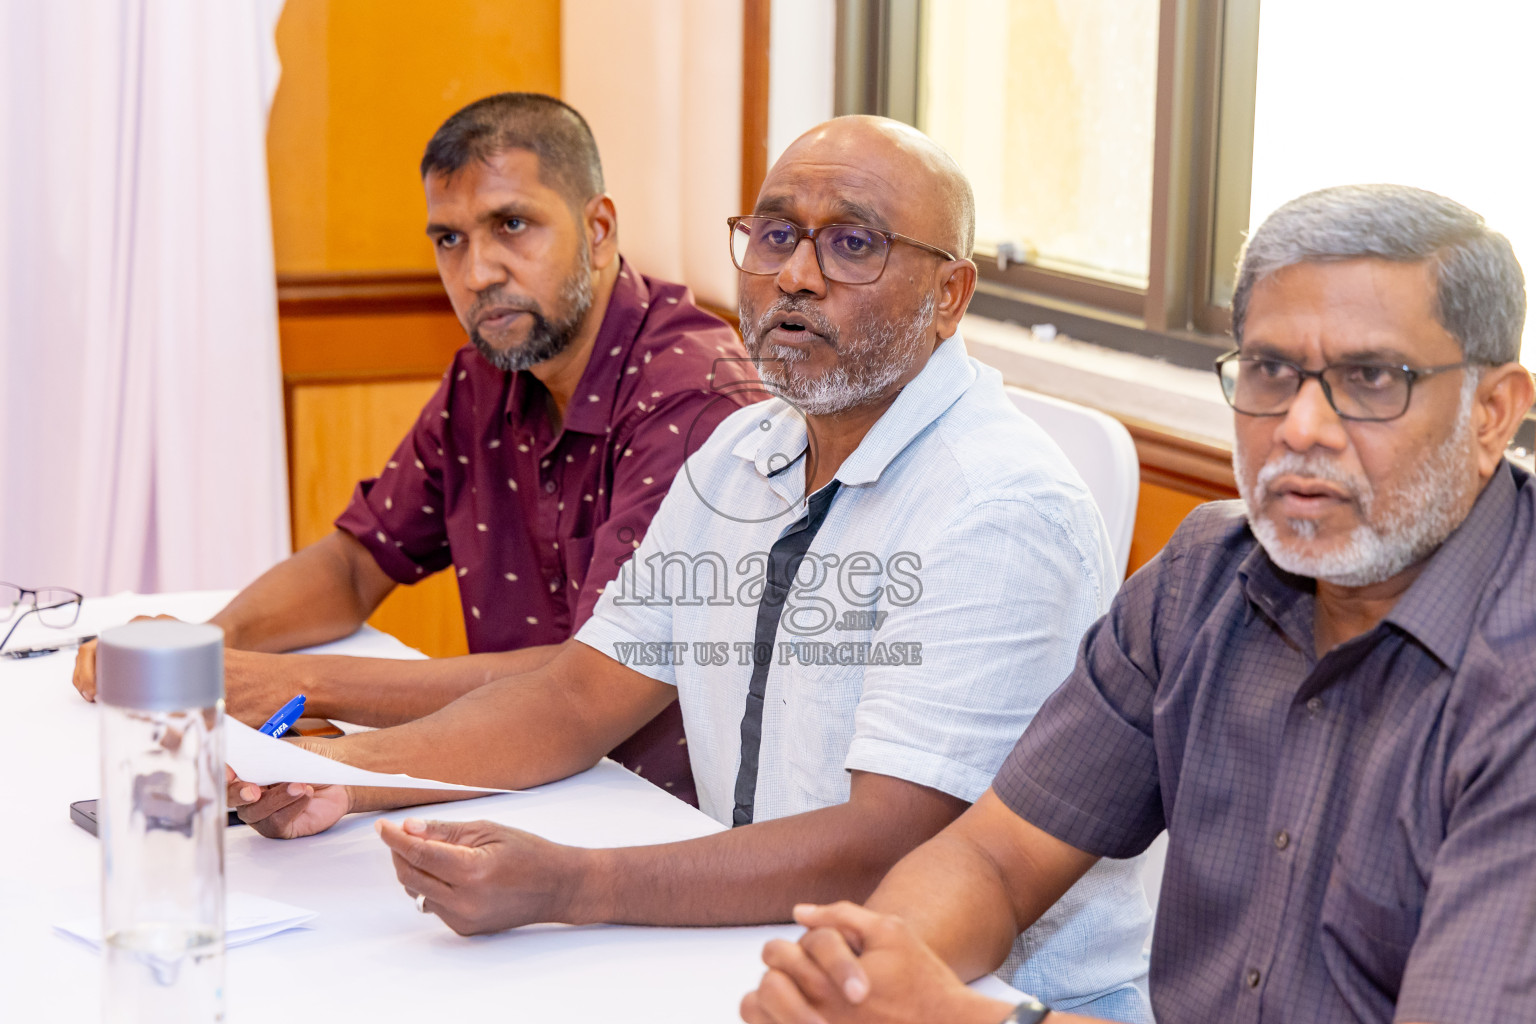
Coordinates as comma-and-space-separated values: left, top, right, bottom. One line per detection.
763, 116, 975, 259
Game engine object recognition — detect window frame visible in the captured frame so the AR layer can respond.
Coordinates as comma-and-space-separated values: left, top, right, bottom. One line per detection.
835, 0, 1259, 371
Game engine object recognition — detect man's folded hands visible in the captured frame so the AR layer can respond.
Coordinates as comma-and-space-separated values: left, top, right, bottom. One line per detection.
740, 902, 1011, 1024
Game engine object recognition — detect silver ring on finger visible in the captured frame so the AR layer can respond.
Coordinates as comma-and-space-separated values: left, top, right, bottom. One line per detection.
414, 892, 428, 914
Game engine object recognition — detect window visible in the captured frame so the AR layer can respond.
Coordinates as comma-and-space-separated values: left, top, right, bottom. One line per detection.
842, 0, 1536, 390
1244, 0, 1536, 369
922, 0, 1160, 291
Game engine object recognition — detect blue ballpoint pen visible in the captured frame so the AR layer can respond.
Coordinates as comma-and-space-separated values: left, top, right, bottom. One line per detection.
257, 694, 306, 738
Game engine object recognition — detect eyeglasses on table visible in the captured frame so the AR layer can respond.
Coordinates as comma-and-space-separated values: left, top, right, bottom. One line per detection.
0, 582, 84, 652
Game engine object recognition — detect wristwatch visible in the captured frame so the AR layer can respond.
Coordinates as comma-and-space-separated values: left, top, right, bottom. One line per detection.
999, 994, 1051, 1024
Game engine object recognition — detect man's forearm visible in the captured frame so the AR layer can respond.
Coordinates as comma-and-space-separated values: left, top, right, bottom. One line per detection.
306, 642, 673, 791
866, 790, 1100, 983
212, 531, 394, 652
565, 778, 965, 927
282, 644, 563, 727
343, 783, 485, 815
864, 828, 1025, 982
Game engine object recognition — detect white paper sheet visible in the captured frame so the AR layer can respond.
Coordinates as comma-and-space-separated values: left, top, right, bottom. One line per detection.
56, 892, 318, 952
225, 719, 514, 793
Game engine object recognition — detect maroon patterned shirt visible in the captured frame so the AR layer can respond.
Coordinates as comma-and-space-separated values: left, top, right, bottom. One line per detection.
336, 259, 759, 805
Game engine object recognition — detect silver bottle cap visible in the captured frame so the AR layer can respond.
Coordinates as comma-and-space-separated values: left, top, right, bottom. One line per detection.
97, 620, 224, 711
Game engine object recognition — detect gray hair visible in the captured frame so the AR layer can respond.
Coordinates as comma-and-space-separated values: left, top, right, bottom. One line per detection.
1232, 184, 1526, 365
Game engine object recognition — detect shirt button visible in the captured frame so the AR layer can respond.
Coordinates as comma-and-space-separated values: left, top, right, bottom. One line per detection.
549, 575, 564, 591
1246, 968, 1261, 988
1306, 697, 1324, 716
544, 480, 557, 494
1274, 830, 1290, 851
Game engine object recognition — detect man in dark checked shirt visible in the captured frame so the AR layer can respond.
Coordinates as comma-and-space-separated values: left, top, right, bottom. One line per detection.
72, 94, 758, 805
743, 186, 1536, 1024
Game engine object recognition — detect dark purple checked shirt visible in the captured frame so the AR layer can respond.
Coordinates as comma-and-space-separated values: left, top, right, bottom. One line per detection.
336, 258, 759, 806
995, 461, 1536, 1024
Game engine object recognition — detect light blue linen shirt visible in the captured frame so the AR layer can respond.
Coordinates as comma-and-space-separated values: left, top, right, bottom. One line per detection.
576, 333, 1151, 1019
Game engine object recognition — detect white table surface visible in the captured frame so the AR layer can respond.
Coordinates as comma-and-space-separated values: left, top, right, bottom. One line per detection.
1, 590, 1019, 1021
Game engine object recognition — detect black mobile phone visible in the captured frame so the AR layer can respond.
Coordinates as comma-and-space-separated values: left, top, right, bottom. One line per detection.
69, 800, 243, 836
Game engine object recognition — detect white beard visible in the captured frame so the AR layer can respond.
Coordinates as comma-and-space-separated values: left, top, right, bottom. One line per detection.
744, 294, 936, 416
1234, 375, 1479, 587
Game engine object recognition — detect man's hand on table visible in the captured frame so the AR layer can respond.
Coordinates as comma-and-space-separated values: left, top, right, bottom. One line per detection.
75, 615, 308, 727
227, 764, 351, 839
215, 648, 316, 726
740, 902, 1015, 1024
72, 614, 181, 701
377, 817, 594, 935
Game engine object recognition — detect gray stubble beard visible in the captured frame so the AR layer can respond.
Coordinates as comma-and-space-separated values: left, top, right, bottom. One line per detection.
739, 292, 937, 416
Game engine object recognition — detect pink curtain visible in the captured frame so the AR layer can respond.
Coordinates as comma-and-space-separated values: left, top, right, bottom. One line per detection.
0, 0, 290, 597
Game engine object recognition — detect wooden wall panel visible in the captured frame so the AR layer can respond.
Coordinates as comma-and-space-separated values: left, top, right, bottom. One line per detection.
1126, 481, 1215, 577
741, 0, 772, 212
280, 308, 466, 383
288, 374, 470, 658
268, 0, 562, 275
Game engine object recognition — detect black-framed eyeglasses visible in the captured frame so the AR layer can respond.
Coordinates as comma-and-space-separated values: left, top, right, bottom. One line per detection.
0, 582, 83, 651
1214, 350, 1471, 422
727, 215, 958, 285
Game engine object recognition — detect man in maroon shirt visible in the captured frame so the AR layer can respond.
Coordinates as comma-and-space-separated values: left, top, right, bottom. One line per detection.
73, 93, 757, 805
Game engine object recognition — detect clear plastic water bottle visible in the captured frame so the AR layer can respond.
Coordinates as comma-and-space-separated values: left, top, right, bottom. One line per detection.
97, 620, 226, 1022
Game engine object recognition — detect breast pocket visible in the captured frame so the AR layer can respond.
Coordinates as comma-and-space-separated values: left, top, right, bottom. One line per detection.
1319, 859, 1421, 1000
780, 657, 865, 811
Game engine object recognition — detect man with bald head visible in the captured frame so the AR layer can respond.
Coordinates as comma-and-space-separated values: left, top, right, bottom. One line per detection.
227, 117, 1151, 1019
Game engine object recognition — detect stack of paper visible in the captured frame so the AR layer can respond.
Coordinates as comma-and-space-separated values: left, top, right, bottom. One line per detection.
56, 892, 317, 952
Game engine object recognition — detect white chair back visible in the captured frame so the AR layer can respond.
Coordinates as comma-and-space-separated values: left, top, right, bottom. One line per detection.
1005, 386, 1139, 583
1008, 385, 1162, 928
